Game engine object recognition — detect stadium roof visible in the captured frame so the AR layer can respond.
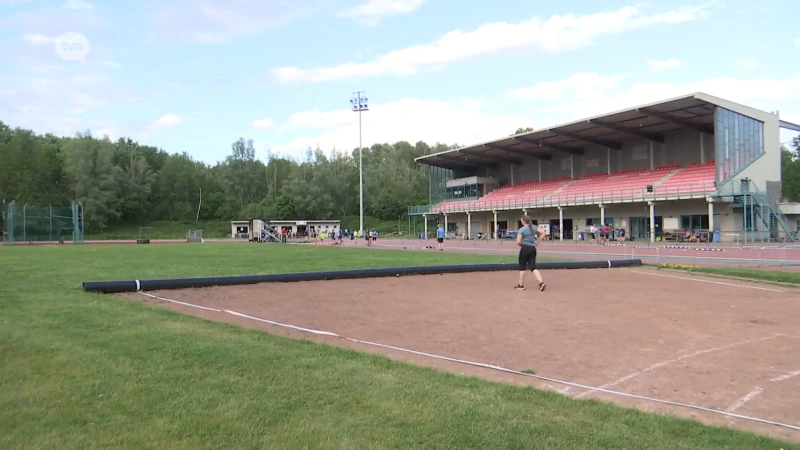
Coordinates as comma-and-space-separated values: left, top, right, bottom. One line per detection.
415, 92, 756, 170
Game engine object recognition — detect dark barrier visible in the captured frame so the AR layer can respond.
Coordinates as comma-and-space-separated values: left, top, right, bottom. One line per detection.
83, 259, 642, 294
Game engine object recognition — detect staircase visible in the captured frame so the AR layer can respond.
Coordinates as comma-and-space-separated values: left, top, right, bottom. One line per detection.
731, 180, 795, 242
260, 219, 283, 243
751, 192, 795, 242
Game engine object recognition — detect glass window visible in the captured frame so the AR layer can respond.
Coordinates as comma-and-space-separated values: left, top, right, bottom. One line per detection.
714, 107, 765, 183
680, 215, 710, 229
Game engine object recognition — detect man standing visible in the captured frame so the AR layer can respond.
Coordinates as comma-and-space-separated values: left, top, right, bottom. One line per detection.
436, 223, 445, 252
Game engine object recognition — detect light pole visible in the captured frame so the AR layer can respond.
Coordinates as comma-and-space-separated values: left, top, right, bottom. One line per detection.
350, 91, 368, 235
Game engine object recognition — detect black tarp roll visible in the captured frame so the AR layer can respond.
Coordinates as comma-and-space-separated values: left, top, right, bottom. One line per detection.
82, 259, 642, 294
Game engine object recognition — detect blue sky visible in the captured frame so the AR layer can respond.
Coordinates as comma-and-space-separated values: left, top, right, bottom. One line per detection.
0, 0, 798, 164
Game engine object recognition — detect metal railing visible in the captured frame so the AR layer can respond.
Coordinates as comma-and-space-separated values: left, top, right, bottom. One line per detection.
409, 180, 716, 215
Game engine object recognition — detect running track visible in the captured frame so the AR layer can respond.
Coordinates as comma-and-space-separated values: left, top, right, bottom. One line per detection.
368, 239, 800, 269
5, 237, 800, 268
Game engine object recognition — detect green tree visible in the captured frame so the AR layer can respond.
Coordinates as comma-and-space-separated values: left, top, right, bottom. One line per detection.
274, 195, 297, 219
782, 141, 800, 201
61, 133, 124, 231
511, 127, 533, 135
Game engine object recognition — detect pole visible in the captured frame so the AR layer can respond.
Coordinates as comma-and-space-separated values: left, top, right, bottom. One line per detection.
351, 91, 368, 235
359, 107, 364, 235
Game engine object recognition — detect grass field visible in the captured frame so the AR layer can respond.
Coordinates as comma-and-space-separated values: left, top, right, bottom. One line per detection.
1, 244, 796, 449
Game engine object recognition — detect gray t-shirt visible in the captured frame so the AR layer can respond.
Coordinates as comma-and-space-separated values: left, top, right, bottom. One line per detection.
517, 225, 538, 246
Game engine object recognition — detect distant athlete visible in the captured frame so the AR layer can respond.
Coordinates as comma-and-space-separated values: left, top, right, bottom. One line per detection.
436, 224, 445, 252
515, 215, 546, 291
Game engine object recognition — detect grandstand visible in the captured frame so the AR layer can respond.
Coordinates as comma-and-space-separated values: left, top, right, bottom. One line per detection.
409, 93, 800, 244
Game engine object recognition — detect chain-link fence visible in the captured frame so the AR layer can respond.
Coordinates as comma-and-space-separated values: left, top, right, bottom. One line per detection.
2, 201, 84, 245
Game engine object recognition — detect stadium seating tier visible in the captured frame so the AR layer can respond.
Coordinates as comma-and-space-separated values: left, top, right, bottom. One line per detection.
427, 162, 717, 212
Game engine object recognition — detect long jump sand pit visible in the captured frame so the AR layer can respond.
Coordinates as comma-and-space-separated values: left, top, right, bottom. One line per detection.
122, 268, 800, 441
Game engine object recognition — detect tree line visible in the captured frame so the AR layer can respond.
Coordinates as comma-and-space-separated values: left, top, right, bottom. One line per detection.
1, 120, 799, 232
0, 121, 459, 232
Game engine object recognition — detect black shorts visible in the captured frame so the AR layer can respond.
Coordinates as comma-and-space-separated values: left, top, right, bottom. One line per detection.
437, 237, 444, 243
518, 245, 537, 271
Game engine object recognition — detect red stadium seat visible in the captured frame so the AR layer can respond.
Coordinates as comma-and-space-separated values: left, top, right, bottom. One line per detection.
426, 162, 716, 212
549, 165, 680, 202
652, 162, 716, 195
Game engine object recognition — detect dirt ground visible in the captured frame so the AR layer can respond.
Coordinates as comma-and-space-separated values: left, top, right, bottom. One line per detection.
121, 268, 800, 442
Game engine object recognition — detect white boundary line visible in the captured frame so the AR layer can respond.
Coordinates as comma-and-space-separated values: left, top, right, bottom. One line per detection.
727, 387, 764, 412
726, 369, 800, 413
575, 334, 782, 399
627, 270, 786, 292
136, 291, 800, 433
139, 291, 222, 312
770, 370, 800, 383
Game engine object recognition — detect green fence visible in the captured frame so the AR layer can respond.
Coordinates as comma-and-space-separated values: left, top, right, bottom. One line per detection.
2, 201, 84, 245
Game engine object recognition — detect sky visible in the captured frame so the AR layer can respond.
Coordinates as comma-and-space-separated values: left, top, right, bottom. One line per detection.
0, 0, 799, 164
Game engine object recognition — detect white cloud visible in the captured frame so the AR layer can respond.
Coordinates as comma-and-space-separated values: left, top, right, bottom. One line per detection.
62, 0, 93, 10
507, 71, 800, 125
508, 73, 632, 101
271, 98, 534, 158
271, 72, 800, 159
150, 113, 183, 129
647, 58, 682, 71
339, 0, 427, 26
251, 118, 274, 129
736, 58, 759, 70
0, 71, 133, 139
270, 3, 713, 84
148, 0, 323, 43
100, 60, 121, 68
22, 33, 55, 44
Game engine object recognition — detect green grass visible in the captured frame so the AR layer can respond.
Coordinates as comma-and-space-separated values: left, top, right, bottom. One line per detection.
654, 263, 800, 285
1, 244, 797, 449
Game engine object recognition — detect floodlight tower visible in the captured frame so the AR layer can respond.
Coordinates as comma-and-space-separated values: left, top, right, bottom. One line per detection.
350, 91, 368, 235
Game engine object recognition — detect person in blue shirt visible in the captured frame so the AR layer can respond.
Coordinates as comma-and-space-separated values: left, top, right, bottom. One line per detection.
436, 224, 445, 252
515, 215, 546, 291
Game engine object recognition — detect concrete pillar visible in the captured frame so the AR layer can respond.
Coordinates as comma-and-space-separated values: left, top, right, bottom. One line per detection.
423, 214, 428, 239
599, 204, 605, 226
558, 206, 564, 241
700, 132, 706, 164
493, 211, 498, 240
708, 199, 714, 241
649, 141, 654, 170
467, 212, 471, 239
648, 201, 656, 243
538, 160, 542, 182
444, 214, 448, 238
570, 155, 574, 179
